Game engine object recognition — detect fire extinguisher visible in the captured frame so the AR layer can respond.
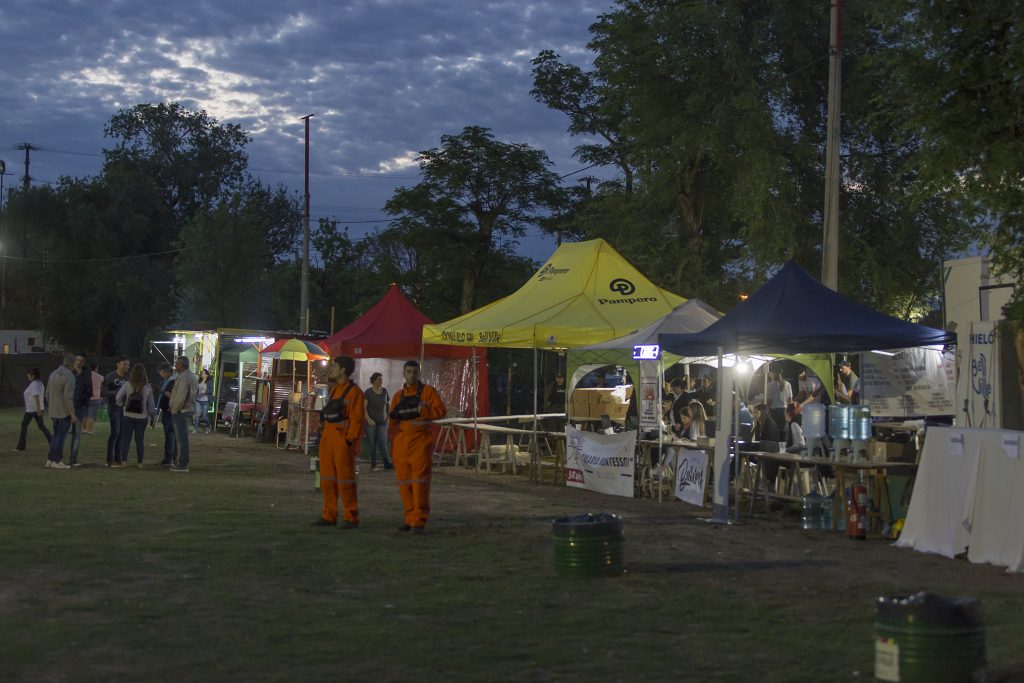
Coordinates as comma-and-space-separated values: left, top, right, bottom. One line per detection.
847, 483, 868, 540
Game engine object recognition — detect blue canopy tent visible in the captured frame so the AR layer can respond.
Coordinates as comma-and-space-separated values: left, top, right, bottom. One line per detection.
658, 261, 956, 523
659, 261, 956, 356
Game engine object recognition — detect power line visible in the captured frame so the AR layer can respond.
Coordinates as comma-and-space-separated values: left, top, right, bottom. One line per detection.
0, 246, 196, 264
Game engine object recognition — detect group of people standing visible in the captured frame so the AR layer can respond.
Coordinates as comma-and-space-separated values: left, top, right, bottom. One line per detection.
16, 354, 202, 472
314, 357, 445, 533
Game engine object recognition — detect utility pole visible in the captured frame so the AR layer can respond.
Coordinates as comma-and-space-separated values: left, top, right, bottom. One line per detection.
821, 0, 843, 291
0, 160, 6, 331
15, 143, 35, 192
300, 114, 313, 334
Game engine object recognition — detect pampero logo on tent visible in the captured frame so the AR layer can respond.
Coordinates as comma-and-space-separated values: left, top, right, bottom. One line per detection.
599, 277, 657, 304
609, 278, 636, 296
537, 263, 570, 281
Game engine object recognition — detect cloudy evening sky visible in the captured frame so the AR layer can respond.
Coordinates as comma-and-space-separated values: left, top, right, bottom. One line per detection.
0, 1, 614, 261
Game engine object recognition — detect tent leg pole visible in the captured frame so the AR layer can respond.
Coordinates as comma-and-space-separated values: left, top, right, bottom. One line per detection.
709, 347, 731, 524
734, 365, 742, 523
532, 346, 539, 482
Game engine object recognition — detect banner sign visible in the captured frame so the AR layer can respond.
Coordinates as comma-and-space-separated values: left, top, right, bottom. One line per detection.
564, 426, 636, 498
673, 448, 709, 507
964, 321, 1000, 428
861, 347, 956, 417
638, 360, 661, 431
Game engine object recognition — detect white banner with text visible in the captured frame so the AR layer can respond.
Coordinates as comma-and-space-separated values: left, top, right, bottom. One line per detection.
565, 426, 636, 498
673, 448, 709, 507
861, 347, 956, 417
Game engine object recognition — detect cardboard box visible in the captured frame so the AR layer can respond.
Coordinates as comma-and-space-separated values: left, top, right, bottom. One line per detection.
589, 388, 629, 419
869, 439, 916, 463
569, 390, 591, 418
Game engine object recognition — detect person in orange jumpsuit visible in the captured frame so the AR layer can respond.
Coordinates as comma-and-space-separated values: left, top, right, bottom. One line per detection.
389, 360, 446, 533
313, 356, 365, 529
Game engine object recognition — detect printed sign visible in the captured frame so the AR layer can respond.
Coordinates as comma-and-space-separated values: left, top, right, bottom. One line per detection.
638, 361, 661, 431
1003, 433, 1021, 460
673, 448, 709, 507
564, 426, 636, 498
633, 344, 660, 360
861, 347, 955, 417
949, 431, 965, 457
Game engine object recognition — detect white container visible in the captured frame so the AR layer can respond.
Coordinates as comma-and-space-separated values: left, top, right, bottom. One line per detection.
850, 405, 872, 440
829, 404, 851, 440
803, 403, 827, 439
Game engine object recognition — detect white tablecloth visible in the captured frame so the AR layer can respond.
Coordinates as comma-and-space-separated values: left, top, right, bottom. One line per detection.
896, 427, 1024, 572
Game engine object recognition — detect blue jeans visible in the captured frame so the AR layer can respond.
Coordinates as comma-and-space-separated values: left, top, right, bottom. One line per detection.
69, 406, 87, 464
366, 421, 391, 468
160, 411, 177, 465
48, 416, 72, 463
106, 405, 124, 464
172, 413, 192, 468
120, 416, 149, 464
194, 400, 210, 431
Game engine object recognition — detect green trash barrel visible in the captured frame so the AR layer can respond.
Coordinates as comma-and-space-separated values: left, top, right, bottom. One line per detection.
874, 592, 985, 682
552, 513, 624, 578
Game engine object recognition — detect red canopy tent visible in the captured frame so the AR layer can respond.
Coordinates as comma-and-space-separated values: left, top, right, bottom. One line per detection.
322, 284, 489, 423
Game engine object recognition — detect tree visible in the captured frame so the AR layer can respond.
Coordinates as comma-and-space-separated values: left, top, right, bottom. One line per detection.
13, 175, 178, 354
103, 102, 250, 224
871, 0, 1024, 322
384, 126, 566, 313
531, 50, 637, 194
175, 181, 301, 328
532, 0, 973, 314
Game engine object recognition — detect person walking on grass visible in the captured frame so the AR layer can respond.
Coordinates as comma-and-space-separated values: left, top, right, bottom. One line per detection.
45, 354, 78, 470
68, 352, 91, 467
15, 368, 52, 452
115, 364, 157, 468
156, 363, 177, 468
312, 356, 365, 528
83, 362, 103, 435
364, 372, 392, 471
102, 355, 130, 466
168, 357, 197, 473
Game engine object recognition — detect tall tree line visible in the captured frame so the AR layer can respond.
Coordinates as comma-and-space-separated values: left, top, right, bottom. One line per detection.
5, 0, 1023, 356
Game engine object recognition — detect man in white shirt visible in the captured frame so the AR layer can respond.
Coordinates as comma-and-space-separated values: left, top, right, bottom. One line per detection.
766, 370, 793, 433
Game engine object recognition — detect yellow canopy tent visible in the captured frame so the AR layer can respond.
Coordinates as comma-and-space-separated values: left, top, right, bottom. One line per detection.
422, 238, 686, 350
423, 238, 686, 481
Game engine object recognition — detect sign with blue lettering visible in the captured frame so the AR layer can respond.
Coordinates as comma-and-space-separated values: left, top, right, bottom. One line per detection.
633, 344, 660, 360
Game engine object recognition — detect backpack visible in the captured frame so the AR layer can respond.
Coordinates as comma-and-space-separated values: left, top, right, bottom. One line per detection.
321, 383, 355, 424
126, 388, 145, 414
390, 383, 425, 421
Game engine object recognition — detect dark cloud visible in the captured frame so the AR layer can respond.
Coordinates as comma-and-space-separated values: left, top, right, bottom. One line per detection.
0, 0, 609, 257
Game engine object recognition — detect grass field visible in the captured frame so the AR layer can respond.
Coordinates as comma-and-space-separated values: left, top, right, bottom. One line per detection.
1, 407, 1022, 682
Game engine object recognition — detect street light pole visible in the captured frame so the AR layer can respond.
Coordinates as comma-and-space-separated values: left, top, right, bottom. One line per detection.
300, 114, 314, 334
821, 0, 843, 291
0, 160, 6, 331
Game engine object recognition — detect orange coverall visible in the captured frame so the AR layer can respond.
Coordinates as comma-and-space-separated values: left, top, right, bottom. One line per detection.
319, 380, 365, 525
389, 382, 446, 528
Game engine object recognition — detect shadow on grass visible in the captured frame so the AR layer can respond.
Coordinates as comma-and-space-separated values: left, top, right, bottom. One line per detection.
628, 558, 839, 574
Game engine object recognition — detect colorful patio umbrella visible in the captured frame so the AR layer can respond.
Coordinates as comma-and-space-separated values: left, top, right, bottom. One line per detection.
260, 338, 329, 361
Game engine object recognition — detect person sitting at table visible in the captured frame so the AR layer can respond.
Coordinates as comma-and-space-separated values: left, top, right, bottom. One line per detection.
687, 400, 708, 439
672, 407, 692, 439
783, 402, 806, 453
752, 403, 780, 444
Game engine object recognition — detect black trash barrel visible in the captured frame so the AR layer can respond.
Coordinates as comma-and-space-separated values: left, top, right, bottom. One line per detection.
874, 592, 985, 682
552, 513, 624, 578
